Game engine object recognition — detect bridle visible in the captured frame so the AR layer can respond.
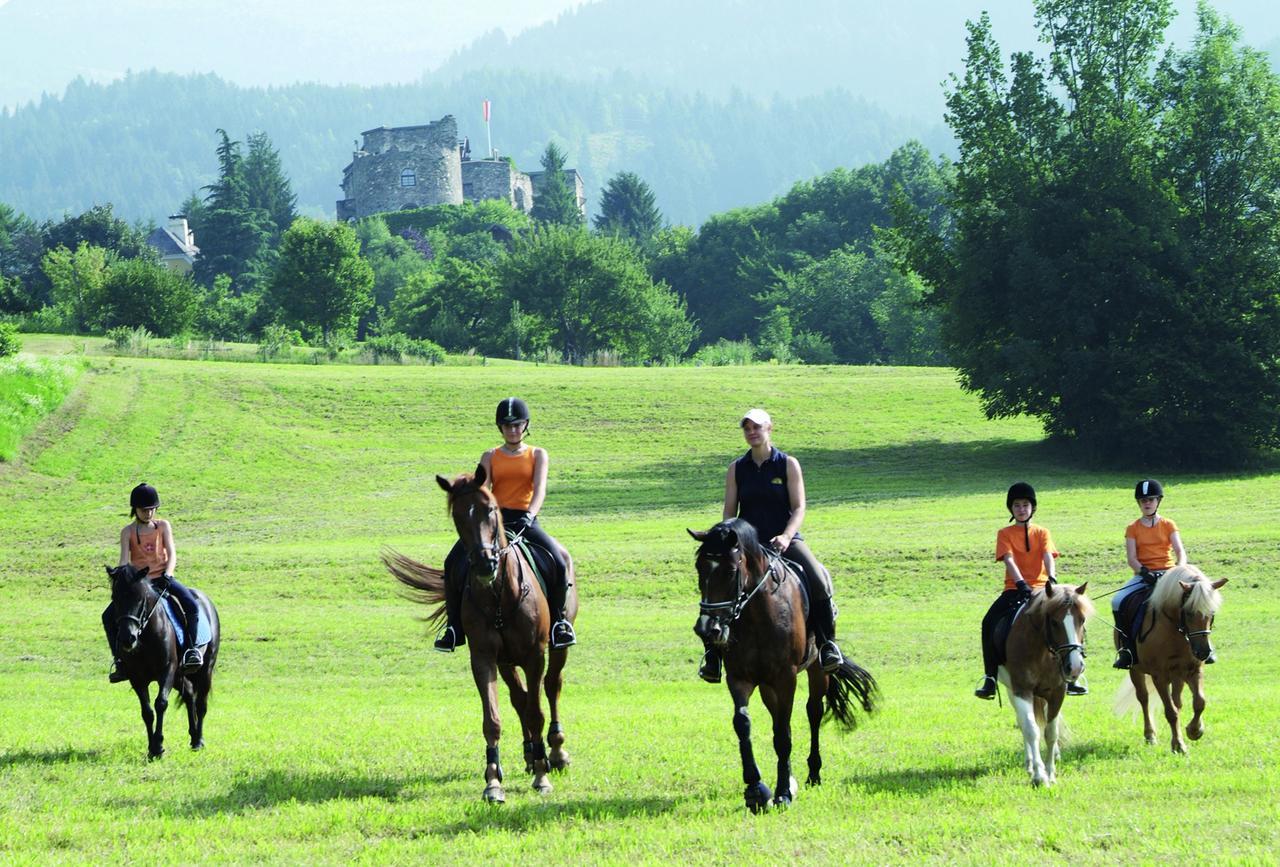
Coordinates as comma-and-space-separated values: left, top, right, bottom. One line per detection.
1038, 597, 1086, 680
113, 573, 163, 637
1172, 586, 1215, 649
456, 495, 530, 629
697, 547, 780, 624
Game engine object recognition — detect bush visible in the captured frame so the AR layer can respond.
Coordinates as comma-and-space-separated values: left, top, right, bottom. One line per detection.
365, 333, 409, 364
690, 339, 756, 366
792, 331, 838, 365
403, 337, 445, 365
106, 325, 153, 354
0, 322, 20, 358
258, 323, 301, 361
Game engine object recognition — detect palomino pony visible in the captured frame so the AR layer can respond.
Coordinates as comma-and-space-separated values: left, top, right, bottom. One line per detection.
998, 580, 1092, 786
106, 564, 220, 759
384, 467, 578, 803
690, 519, 878, 812
1113, 565, 1226, 754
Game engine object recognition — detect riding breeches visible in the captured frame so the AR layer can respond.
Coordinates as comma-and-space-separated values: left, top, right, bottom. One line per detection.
980, 589, 1022, 678
781, 539, 833, 601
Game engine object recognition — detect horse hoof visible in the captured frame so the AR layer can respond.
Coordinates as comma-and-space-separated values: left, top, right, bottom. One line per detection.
1145, 735, 1157, 746
482, 785, 506, 804
190, 740, 204, 751
744, 782, 773, 813
1173, 743, 1188, 755
772, 794, 792, 808
549, 749, 571, 771
148, 749, 165, 761
532, 777, 553, 794
1187, 725, 1204, 741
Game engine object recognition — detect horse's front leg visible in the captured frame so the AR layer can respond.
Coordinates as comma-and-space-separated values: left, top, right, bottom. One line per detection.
760, 677, 798, 807
1186, 667, 1207, 742
497, 664, 531, 769
150, 674, 174, 761
1043, 693, 1065, 785
130, 681, 161, 759
518, 654, 551, 794
1009, 690, 1047, 786
727, 677, 770, 812
1155, 675, 1186, 754
545, 646, 570, 770
804, 664, 825, 786
470, 653, 506, 803
1131, 670, 1156, 745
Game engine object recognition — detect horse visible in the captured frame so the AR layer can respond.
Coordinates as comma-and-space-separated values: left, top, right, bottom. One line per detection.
997, 580, 1092, 786
384, 466, 578, 804
1113, 565, 1226, 754
105, 564, 220, 760
689, 519, 878, 813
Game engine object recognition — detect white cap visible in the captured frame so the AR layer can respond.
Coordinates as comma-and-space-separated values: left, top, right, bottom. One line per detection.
741, 408, 772, 427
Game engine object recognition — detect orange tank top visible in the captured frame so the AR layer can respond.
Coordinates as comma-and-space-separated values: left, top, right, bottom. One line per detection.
490, 447, 535, 510
128, 522, 169, 578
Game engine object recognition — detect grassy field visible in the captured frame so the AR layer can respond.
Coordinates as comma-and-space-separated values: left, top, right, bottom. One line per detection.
0, 352, 1276, 863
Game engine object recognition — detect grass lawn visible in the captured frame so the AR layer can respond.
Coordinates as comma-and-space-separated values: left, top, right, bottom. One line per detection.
1, 353, 1275, 863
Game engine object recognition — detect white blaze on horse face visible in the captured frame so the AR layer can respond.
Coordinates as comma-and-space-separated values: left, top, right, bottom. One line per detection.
1062, 610, 1086, 681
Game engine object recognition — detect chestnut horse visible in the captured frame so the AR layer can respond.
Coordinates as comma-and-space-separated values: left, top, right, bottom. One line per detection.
690, 519, 878, 812
105, 564, 220, 760
998, 580, 1092, 786
1113, 565, 1226, 754
384, 467, 577, 803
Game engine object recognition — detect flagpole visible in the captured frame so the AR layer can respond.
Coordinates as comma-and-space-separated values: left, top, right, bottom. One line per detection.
484, 99, 493, 158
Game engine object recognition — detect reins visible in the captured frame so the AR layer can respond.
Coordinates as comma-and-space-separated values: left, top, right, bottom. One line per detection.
698, 548, 786, 624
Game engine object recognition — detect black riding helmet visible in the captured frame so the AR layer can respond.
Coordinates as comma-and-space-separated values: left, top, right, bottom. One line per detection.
130, 483, 160, 510
495, 397, 530, 427
1135, 478, 1164, 500
1006, 481, 1037, 553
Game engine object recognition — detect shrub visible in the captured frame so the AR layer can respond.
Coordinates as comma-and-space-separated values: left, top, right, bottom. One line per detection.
258, 323, 301, 361
106, 325, 153, 354
403, 337, 445, 365
365, 333, 408, 364
0, 322, 20, 358
690, 339, 756, 366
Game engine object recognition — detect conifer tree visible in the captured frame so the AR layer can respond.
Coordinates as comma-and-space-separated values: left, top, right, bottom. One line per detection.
593, 171, 663, 246
530, 142, 583, 227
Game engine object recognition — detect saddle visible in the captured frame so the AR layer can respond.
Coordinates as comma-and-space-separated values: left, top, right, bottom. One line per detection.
991, 599, 1032, 668
160, 596, 212, 649
1118, 581, 1157, 657
768, 553, 812, 623
508, 532, 552, 600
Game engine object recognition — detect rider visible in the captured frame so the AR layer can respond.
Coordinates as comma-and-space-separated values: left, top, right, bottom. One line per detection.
434, 397, 576, 652
698, 408, 845, 684
104, 483, 204, 682
1111, 478, 1186, 669
975, 482, 1083, 699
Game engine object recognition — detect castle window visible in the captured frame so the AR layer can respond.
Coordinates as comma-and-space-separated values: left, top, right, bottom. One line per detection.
400, 168, 416, 187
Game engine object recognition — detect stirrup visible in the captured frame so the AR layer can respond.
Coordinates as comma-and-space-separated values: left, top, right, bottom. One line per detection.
1066, 681, 1088, 696
819, 640, 844, 673
1113, 647, 1134, 670
181, 647, 203, 672
550, 619, 576, 649
433, 625, 461, 653
974, 675, 997, 700
698, 650, 722, 684
108, 659, 129, 683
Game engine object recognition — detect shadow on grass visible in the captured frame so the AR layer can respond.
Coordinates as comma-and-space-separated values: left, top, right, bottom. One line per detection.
435, 794, 678, 835
0, 747, 104, 767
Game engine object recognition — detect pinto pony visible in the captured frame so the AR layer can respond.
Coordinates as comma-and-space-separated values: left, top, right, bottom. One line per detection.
384, 468, 577, 804
1113, 565, 1226, 754
105, 564, 220, 760
689, 519, 878, 812
998, 580, 1092, 786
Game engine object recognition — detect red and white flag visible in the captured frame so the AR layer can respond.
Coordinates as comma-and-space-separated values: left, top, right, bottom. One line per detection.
483, 99, 491, 123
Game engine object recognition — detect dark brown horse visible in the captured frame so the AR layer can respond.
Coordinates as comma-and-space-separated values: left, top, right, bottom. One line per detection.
690, 519, 878, 812
106, 564, 220, 759
1113, 565, 1226, 754
385, 467, 578, 803
998, 581, 1092, 786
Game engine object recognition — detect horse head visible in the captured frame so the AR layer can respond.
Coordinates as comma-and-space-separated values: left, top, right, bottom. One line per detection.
1155, 566, 1227, 664
106, 563, 156, 655
1037, 581, 1093, 684
688, 519, 768, 647
437, 465, 504, 584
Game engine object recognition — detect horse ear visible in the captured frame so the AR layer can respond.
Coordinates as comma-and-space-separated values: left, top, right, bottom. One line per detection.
687, 529, 708, 541
1075, 581, 1088, 595
1043, 581, 1056, 598
1210, 578, 1228, 589
135, 565, 149, 578
1180, 581, 1194, 593
436, 474, 452, 492
474, 463, 487, 485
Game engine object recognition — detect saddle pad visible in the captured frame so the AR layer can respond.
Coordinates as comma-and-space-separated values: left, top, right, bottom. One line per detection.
162, 596, 212, 648
1119, 586, 1153, 642
506, 533, 551, 599
992, 601, 1031, 667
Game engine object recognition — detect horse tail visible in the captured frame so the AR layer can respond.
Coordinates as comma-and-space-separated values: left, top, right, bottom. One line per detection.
382, 547, 448, 628
1112, 674, 1142, 717
824, 658, 880, 730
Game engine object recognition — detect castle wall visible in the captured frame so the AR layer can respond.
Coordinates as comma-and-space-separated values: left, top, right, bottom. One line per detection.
461, 159, 535, 213
337, 116, 463, 219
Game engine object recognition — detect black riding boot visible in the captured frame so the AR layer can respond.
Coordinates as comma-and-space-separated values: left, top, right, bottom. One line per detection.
698, 644, 722, 683
435, 568, 466, 652
1112, 609, 1134, 669
812, 595, 844, 672
103, 604, 127, 683
548, 568, 576, 649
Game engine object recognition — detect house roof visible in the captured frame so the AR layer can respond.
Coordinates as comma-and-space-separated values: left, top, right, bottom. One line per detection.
147, 227, 198, 259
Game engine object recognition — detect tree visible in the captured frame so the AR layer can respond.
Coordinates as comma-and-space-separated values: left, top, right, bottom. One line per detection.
594, 171, 664, 246
530, 142, 584, 227
893, 0, 1280, 465
193, 130, 276, 293
266, 218, 373, 341
244, 131, 298, 244
0, 203, 42, 313
496, 224, 695, 362
98, 258, 201, 336
41, 242, 110, 333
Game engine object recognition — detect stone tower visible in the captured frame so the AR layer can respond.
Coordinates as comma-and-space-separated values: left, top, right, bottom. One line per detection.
336, 116, 463, 220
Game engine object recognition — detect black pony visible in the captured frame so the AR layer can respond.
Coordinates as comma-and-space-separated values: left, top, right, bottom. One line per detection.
106, 564, 220, 759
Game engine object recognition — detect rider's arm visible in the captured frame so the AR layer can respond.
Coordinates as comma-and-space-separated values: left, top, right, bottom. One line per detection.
1003, 553, 1027, 585
160, 519, 177, 576
118, 525, 130, 568
1042, 548, 1056, 581
1170, 530, 1187, 566
527, 448, 549, 519
1125, 537, 1142, 573
722, 463, 738, 521
478, 449, 494, 488
774, 455, 806, 552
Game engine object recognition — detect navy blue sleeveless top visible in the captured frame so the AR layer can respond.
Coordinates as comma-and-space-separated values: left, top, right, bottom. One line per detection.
733, 447, 799, 541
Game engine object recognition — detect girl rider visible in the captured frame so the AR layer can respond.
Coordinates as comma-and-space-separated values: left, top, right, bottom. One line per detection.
435, 398, 576, 652
104, 483, 203, 681
698, 408, 845, 683
1111, 478, 1186, 669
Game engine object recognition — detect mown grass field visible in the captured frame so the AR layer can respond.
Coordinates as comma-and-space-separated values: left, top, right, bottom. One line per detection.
1, 350, 1276, 863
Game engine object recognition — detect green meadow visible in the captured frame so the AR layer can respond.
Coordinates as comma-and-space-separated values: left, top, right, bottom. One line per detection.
0, 347, 1276, 864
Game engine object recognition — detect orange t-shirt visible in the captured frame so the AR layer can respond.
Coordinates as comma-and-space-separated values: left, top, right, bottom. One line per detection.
995, 523, 1058, 590
128, 522, 169, 577
1126, 516, 1179, 570
490, 447, 535, 510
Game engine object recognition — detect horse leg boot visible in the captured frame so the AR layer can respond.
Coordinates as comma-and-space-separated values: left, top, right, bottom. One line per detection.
435, 546, 467, 652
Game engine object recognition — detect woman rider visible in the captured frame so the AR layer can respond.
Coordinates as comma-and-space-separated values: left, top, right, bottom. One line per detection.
104, 483, 204, 681
435, 397, 576, 652
698, 408, 845, 683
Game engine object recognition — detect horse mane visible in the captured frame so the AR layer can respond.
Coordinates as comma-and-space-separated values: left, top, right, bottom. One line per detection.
1025, 583, 1095, 620
698, 518, 768, 577
1151, 564, 1222, 616
443, 472, 494, 511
